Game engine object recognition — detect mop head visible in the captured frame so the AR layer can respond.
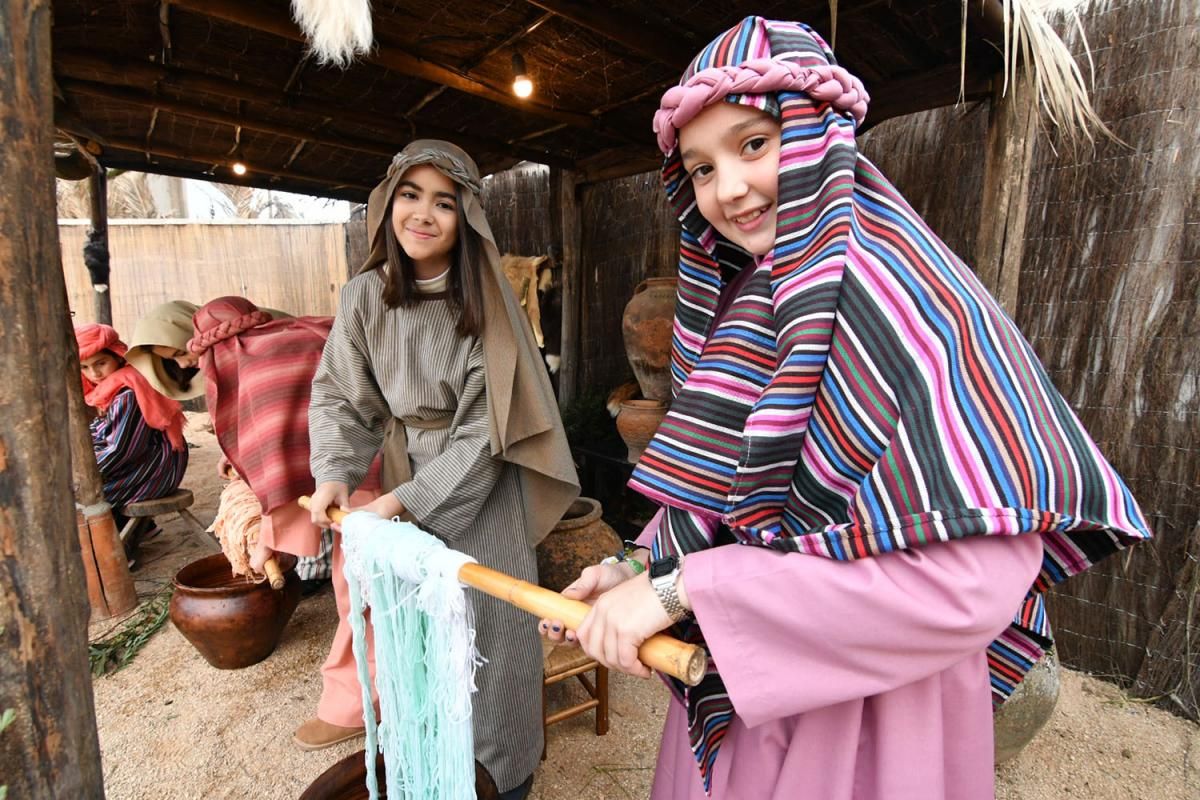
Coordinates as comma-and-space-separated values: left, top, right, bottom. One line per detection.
342, 510, 482, 800
208, 477, 267, 582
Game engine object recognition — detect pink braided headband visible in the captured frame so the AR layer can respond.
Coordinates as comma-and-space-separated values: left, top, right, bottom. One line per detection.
653, 58, 870, 155
187, 310, 273, 355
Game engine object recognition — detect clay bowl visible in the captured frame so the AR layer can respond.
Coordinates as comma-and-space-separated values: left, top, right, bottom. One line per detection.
299, 750, 499, 800
169, 551, 301, 669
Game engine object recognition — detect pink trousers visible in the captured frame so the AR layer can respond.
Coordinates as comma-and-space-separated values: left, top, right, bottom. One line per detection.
260, 489, 377, 727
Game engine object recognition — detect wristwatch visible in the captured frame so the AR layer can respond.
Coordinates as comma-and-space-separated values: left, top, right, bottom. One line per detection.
649, 555, 690, 623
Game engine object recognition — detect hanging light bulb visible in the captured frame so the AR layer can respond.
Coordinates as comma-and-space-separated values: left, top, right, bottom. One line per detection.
511, 51, 533, 99
231, 160, 248, 176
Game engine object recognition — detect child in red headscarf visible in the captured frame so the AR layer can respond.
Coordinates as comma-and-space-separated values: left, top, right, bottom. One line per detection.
75, 323, 189, 538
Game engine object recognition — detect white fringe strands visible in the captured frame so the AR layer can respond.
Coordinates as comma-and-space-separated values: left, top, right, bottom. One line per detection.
290, 0, 373, 67
342, 511, 482, 800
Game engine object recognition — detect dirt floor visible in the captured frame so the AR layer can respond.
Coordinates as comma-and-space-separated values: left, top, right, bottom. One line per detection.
89, 413, 1199, 799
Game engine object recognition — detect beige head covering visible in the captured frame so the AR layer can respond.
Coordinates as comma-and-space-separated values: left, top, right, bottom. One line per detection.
366, 139, 580, 543
126, 300, 205, 401
127, 300, 295, 401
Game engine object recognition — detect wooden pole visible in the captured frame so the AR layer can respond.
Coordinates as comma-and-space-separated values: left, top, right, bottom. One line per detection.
552, 168, 582, 406
975, 75, 1038, 316
0, 0, 106, 795
65, 302, 138, 621
86, 162, 112, 324
299, 498, 706, 685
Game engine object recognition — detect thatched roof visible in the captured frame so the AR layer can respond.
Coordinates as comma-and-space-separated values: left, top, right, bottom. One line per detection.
51, 0, 1096, 201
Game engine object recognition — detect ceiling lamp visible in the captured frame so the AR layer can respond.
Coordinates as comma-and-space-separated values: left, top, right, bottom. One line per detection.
231, 160, 248, 177
511, 52, 533, 99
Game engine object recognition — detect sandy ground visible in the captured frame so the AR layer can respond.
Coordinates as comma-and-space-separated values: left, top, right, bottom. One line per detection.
89, 414, 1199, 799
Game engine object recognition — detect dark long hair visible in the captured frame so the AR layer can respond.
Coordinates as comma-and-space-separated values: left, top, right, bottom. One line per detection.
378, 185, 485, 339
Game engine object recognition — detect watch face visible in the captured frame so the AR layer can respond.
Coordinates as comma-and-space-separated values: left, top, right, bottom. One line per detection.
649, 555, 678, 579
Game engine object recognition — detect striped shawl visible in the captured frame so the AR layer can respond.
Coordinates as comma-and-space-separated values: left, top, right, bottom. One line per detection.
628, 16, 1152, 792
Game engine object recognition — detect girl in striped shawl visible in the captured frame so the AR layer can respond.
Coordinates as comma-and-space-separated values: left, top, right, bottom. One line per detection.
76, 323, 188, 540
540, 16, 1151, 800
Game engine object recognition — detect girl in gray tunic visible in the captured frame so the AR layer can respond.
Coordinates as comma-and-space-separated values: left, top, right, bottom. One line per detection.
307, 140, 579, 797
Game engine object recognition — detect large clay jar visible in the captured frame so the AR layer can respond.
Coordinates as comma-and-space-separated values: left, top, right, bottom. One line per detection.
615, 399, 667, 463
621, 277, 677, 403
536, 497, 622, 592
299, 749, 499, 800
993, 647, 1061, 764
169, 551, 301, 670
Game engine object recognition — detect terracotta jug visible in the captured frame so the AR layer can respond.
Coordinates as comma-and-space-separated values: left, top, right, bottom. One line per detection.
170, 552, 301, 669
536, 497, 622, 592
621, 277, 677, 402
615, 399, 667, 463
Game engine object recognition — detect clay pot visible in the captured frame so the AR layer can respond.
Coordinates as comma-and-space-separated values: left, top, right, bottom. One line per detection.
615, 399, 667, 463
993, 647, 1061, 764
299, 749, 500, 800
169, 552, 301, 670
621, 277, 677, 402
536, 497, 622, 592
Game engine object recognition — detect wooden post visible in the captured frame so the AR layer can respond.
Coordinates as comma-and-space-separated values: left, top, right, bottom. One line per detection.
975, 76, 1039, 317
86, 162, 112, 324
0, 0, 106, 796
66, 303, 138, 621
552, 168, 582, 406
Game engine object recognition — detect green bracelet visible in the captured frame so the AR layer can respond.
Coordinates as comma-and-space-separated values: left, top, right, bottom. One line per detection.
601, 549, 647, 575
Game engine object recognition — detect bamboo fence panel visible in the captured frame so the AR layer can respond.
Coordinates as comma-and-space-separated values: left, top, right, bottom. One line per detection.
61, 219, 348, 334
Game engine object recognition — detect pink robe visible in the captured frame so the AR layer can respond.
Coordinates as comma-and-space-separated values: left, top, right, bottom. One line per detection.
639, 524, 1044, 800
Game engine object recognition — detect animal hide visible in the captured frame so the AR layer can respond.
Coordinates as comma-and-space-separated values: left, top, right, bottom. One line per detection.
499, 253, 552, 348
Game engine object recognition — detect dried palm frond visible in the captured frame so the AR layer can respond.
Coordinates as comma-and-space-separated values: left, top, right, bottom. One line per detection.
960, 0, 1117, 144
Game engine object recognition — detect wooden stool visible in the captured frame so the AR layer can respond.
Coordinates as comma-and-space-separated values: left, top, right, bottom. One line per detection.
541, 640, 609, 759
118, 488, 207, 543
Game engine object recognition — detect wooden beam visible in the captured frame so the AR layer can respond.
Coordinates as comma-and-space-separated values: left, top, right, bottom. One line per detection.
552, 167, 582, 406
862, 64, 994, 130
406, 10, 553, 117
169, 0, 594, 128
94, 134, 375, 195
59, 77, 398, 158
55, 52, 573, 169
975, 76, 1038, 316
524, 0, 693, 68
0, 0, 105, 795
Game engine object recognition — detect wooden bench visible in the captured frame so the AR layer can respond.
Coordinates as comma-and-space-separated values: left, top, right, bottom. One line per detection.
118, 488, 207, 543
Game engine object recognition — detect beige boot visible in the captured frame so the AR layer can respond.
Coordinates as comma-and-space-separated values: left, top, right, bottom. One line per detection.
293, 718, 365, 751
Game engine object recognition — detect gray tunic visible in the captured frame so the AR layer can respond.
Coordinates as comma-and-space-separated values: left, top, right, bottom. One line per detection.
310, 270, 542, 791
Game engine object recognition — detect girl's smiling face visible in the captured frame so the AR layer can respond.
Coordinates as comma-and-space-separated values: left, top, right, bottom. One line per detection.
390, 164, 459, 277
81, 350, 123, 383
678, 102, 781, 256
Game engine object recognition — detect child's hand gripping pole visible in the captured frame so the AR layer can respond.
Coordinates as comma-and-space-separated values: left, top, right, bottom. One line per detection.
298, 496, 706, 686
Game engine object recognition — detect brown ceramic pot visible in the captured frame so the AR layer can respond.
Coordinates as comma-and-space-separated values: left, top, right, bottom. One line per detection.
615, 399, 667, 463
298, 750, 500, 800
621, 277, 677, 403
535, 497, 622, 592
169, 551, 301, 670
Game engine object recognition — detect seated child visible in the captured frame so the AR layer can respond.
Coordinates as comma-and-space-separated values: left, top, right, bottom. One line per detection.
75, 323, 189, 540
